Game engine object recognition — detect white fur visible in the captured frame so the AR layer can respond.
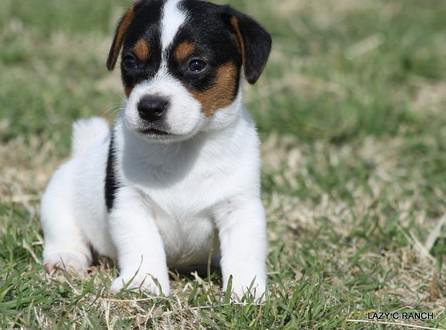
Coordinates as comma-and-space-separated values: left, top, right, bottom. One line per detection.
40, 0, 267, 301
161, 0, 187, 51
41, 104, 266, 299
124, 1, 201, 143
125, 73, 205, 143
71, 117, 109, 156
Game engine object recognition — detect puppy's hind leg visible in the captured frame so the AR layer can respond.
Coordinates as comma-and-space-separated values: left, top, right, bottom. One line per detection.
40, 164, 92, 275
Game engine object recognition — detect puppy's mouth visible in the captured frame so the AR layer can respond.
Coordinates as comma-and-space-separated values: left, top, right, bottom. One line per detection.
138, 127, 170, 136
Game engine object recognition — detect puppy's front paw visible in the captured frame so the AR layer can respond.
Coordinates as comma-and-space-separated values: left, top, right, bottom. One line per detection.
44, 252, 90, 276
111, 271, 170, 296
226, 277, 266, 303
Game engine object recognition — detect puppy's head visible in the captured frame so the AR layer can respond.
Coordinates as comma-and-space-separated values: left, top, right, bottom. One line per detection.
107, 0, 271, 142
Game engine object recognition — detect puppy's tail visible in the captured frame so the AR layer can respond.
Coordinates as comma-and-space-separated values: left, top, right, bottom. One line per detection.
71, 117, 110, 156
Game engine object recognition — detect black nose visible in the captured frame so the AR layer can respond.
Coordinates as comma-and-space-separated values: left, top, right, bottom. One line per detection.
137, 96, 169, 122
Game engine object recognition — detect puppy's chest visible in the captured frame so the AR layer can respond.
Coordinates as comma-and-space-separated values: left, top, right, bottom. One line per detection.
119, 131, 249, 219
139, 165, 230, 219
137, 166, 224, 265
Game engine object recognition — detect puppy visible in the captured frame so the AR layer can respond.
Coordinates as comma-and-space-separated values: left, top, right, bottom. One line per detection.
40, 0, 271, 300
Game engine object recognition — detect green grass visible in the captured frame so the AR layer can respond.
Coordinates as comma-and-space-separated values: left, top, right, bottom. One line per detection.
1, 0, 446, 328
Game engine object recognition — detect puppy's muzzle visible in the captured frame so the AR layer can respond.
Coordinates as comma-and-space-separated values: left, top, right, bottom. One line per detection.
137, 95, 169, 123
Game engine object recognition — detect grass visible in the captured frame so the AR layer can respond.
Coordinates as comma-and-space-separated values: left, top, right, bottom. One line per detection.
1, 0, 446, 328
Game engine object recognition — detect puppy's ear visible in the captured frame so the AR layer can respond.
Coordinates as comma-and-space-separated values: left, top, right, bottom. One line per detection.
106, 6, 135, 71
222, 6, 272, 84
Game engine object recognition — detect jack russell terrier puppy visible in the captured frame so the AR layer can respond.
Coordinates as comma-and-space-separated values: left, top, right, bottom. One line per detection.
40, 0, 271, 300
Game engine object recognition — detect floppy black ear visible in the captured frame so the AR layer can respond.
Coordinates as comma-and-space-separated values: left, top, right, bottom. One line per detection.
106, 6, 135, 71
222, 6, 272, 84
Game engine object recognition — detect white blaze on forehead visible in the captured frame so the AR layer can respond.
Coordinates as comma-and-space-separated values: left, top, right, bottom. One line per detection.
161, 0, 187, 52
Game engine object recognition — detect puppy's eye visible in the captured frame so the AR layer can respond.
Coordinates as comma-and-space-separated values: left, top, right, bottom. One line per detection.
187, 59, 207, 73
123, 54, 138, 70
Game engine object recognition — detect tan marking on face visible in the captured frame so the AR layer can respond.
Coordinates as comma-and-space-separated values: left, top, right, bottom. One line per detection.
191, 63, 238, 117
134, 39, 150, 61
229, 17, 246, 65
125, 86, 132, 97
106, 6, 135, 70
174, 41, 195, 62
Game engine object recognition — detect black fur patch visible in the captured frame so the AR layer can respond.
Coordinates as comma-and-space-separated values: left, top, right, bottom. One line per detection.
220, 5, 272, 84
167, 0, 242, 97
120, 0, 165, 93
105, 132, 119, 211
117, 0, 270, 96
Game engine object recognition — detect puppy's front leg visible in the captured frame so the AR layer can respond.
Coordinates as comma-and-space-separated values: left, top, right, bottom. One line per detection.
109, 187, 170, 296
215, 198, 267, 301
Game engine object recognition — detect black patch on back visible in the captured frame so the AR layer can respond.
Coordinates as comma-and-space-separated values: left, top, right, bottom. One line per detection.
105, 132, 119, 211
120, 0, 165, 92
166, 0, 242, 98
